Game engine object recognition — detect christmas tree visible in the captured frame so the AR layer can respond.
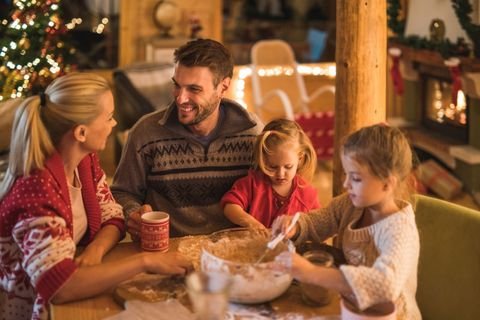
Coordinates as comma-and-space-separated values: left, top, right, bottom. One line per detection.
0, 0, 76, 102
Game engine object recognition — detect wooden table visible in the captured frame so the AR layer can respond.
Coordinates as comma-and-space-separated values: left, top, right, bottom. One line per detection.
50, 239, 340, 319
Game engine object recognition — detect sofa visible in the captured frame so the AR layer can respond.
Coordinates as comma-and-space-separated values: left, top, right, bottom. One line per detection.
112, 62, 175, 161
113, 62, 174, 131
415, 194, 480, 320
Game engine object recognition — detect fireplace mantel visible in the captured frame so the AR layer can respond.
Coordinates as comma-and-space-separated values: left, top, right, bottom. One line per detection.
391, 43, 480, 99
390, 43, 480, 73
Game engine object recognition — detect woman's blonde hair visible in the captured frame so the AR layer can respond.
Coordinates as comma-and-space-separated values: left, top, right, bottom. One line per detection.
0, 72, 110, 199
254, 118, 317, 182
342, 124, 414, 203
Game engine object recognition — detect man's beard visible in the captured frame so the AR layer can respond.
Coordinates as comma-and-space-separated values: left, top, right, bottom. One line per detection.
180, 94, 221, 126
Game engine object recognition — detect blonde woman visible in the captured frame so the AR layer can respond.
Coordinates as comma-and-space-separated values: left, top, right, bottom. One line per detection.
221, 118, 320, 230
0, 73, 191, 320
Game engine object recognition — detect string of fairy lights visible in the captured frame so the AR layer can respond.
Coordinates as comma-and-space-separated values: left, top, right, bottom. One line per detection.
232, 63, 337, 108
0, 0, 111, 101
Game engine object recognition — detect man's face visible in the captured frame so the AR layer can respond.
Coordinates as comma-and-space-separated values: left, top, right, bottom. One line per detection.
172, 65, 229, 131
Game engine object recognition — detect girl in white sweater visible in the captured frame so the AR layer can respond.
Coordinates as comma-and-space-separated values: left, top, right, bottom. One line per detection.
274, 124, 421, 319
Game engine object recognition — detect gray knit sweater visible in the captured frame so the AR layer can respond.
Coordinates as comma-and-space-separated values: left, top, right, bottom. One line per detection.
296, 193, 421, 320
111, 99, 263, 236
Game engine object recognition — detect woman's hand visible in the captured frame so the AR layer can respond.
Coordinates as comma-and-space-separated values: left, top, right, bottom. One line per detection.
75, 225, 121, 266
143, 252, 193, 275
75, 244, 105, 267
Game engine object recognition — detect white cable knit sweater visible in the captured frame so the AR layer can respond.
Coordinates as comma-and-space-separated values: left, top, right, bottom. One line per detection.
295, 193, 421, 320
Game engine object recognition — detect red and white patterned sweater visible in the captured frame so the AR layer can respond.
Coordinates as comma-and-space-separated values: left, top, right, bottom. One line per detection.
0, 153, 125, 320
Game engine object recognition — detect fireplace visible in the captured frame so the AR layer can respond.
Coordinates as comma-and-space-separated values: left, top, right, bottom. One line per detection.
422, 74, 468, 143
389, 44, 480, 196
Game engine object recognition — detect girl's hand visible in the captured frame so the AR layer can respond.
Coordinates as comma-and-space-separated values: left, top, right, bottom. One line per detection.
271, 215, 297, 239
246, 219, 268, 232
274, 252, 317, 283
144, 252, 193, 275
75, 244, 105, 267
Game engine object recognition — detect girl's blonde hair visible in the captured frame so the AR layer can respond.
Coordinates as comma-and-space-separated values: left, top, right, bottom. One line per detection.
342, 124, 414, 203
254, 118, 317, 182
0, 72, 110, 199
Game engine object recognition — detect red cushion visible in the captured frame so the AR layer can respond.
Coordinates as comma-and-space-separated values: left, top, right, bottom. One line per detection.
294, 111, 334, 160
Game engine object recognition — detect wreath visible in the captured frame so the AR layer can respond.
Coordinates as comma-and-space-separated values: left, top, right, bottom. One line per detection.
387, 0, 479, 58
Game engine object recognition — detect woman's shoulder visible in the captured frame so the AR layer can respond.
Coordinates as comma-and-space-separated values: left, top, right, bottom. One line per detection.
2, 169, 60, 209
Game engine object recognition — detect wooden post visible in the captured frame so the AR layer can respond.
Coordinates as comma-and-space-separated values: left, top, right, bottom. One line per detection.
333, 1, 387, 195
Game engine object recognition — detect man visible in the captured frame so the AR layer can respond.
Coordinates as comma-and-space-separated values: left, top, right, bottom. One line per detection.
112, 39, 263, 238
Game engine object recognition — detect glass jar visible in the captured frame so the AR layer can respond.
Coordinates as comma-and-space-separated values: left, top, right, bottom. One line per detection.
300, 250, 334, 307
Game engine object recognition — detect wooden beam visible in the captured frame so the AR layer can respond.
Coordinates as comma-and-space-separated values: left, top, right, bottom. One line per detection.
333, 1, 387, 195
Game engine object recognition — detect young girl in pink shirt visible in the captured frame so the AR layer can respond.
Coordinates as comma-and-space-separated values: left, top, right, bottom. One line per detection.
221, 118, 320, 230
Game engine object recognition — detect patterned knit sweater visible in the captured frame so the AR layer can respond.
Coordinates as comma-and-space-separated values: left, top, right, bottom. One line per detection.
0, 153, 125, 320
112, 99, 263, 236
295, 193, 421, 320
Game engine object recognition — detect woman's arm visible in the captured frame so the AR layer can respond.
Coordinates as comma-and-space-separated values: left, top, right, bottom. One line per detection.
52, 251, 192, 303
74, 225, 121, 266
224, 203, 266, 230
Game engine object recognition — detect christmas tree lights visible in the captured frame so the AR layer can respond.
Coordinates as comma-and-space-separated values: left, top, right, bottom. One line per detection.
0, 0, 76, 102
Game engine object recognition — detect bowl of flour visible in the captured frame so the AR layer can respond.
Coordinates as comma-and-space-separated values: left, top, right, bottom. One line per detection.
201, 228, 294, 304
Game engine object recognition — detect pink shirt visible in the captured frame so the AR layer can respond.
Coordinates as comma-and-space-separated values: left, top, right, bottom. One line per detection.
221, 169, 321, 227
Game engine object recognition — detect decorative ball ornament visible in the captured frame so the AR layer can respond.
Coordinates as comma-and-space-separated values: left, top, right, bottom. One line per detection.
50, 14, 60, 26
12, 10, 21, 20
19, 37, 31, 50
153, 0, 181, 37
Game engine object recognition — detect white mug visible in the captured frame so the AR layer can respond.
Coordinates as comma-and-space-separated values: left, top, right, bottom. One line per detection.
141, 211, 169, 252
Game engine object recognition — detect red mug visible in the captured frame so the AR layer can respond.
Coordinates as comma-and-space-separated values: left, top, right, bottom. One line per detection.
141, 211, 169, 252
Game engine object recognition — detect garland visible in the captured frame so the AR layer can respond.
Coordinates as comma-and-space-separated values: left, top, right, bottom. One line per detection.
387, 0, 405, 36
387, 0, 479, 58
452, 0, 480, 57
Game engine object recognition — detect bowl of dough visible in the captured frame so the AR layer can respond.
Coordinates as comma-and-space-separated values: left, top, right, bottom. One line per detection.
201, 228, 294, 304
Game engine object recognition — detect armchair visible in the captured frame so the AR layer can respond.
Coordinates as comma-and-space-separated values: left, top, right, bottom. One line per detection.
414, 194, 480, 320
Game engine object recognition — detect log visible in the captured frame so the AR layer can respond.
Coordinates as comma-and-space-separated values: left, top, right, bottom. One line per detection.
333, 0, 387, 195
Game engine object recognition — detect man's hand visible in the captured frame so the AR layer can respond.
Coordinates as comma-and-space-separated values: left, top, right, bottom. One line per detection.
127, 204, 152, 242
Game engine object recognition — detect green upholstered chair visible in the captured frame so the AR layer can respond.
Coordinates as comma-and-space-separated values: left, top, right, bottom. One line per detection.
415, 194, 480, 320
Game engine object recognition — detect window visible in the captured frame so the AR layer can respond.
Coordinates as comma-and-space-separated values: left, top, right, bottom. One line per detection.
62, 0, 119, 69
